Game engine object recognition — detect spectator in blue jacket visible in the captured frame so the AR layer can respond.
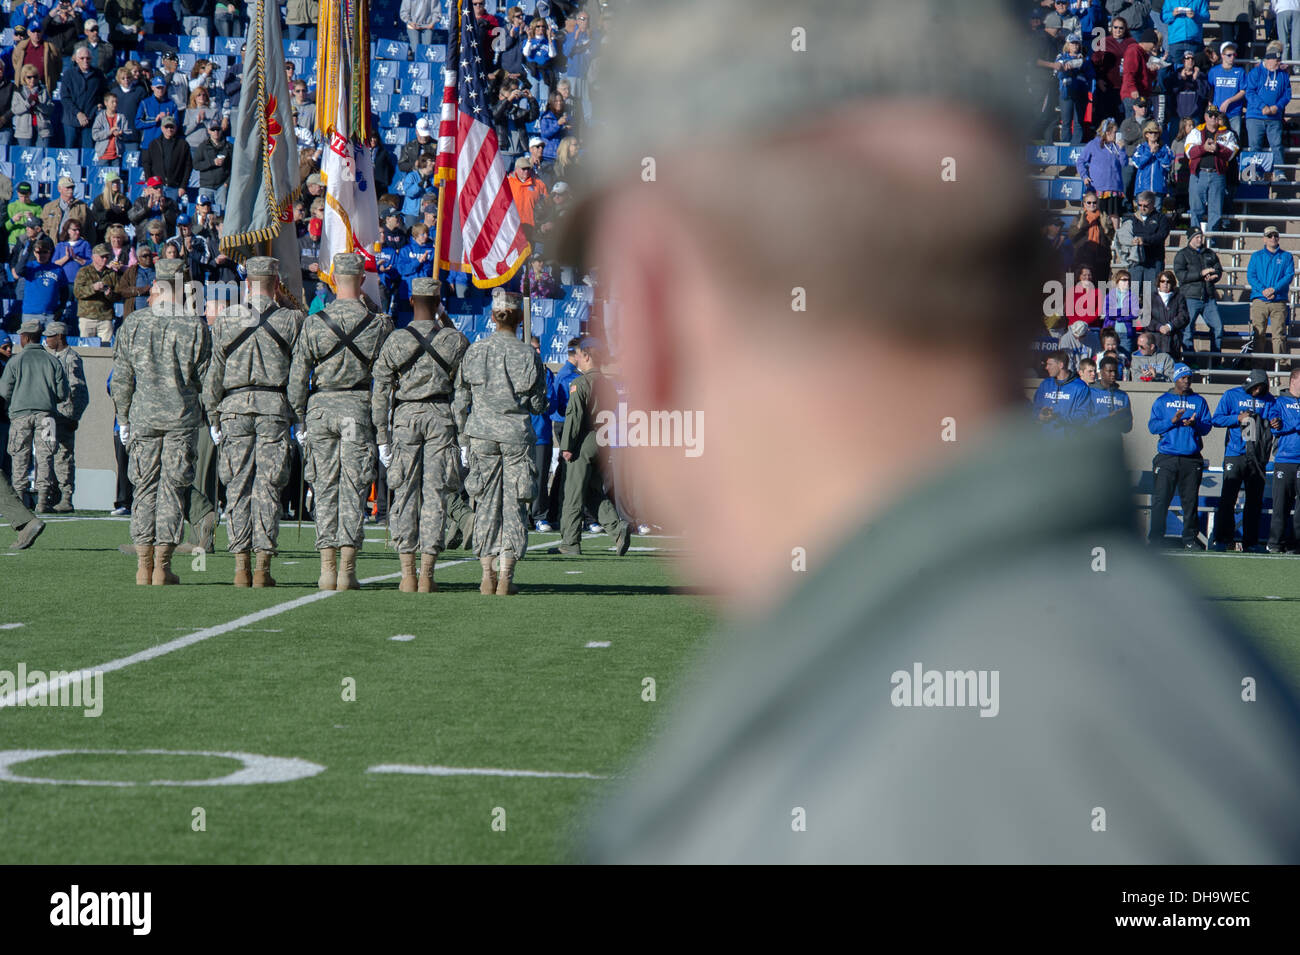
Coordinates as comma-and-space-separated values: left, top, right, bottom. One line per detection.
393, 223, 435, 324
1147, 362, 1212, 547
1211, 368, 1273, 551
59, 44, 105, 151
1268, 368, 1300, 551
523, 17, 558, 101
1130, 124, 1174, 205
1162, 0, 1209, 64
560, 8, 598, 121
398, 154, 438, 225
1034, 350, 1093, 432
1247, 226, 1295, 363
1055, 33, 1093, 145
1245, 44, 1291, 179
19, 236, 68, 328
538, 90, 573, 163
134, 75, 176, 149
1089, 354, 1133, 434
1077, 119, 1126, 228
1207, 41, 1247, 140
10, 2, 48, 28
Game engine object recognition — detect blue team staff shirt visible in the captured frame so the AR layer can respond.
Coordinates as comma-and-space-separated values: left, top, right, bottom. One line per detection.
1089, 384, 1133, 433
1149, 389, 1213, 455
1212, 386, 1275, 458
20, 260, 68, 316
1270, 392, 1300, 464
1208, 64, 1247, 118
1033, 373, 1092, 431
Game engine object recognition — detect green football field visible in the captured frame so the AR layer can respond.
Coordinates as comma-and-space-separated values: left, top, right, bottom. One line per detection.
0, 515, 712, 864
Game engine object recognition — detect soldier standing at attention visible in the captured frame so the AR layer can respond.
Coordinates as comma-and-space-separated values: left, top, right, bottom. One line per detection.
289, 252, 392, 591
554, 337, 631, 557
452, 288, 549, 596
112, 259, 212, 585
371, 276, 469, 593
39, 322, 89, 513
1, 320, 68, 513
204, 257, 305, 588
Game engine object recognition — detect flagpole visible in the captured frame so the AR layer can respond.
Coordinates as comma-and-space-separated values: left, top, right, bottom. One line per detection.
433, 0, 460, 290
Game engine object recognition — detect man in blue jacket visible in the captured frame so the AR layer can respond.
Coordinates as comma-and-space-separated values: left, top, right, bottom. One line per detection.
1162, 0, 1209, 64
1089, 355, 1132, 435
1033, 350, 1091, 432
134, 75, 176, 150
59, 44, 105, 151
1211, 368, 1273, 551
1268, 367, 1300, 552
1247, 225, 1295, 366
1148, 362, 1212, 547
1244, 45, 1291, 178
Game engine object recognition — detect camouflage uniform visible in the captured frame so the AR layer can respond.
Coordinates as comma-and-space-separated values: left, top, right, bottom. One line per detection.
288, 267, 392, 554
204, 275, 304, 556
559, 366, 629, 549
37, 326, 89, 510
452, 295, 549, 569
0, 322, 68, 507
111, 263, 212, 549
372, 304, 469, 556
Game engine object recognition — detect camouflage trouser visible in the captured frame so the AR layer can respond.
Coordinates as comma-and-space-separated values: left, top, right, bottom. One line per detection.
216, 412, 291, 553
388, 402, 460, 555
7, 413, 55, 502
561, 446, 625, 547
464, 437, 534, 560
303, 397, 377, 550
127, 426, 197, 546
33, 416, 75, 504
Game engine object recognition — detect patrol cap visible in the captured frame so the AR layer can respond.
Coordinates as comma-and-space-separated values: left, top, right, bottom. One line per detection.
491, 288, 522, 312
92, 243, 112, 257
245, 256, 280, 277
57, 176, 75, 189
45, 321, 67, 336
1172, 363, 1194, 381
332, 252, 364, 275
19, 319, 42, 335
160, 115, 177, 128
411, 277, 441, 297
155, 259, 187, 279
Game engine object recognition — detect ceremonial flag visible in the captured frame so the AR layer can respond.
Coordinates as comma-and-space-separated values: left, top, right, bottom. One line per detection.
218, 0, 304, 305
317, 0, 381, 300
435, 0, 530, 288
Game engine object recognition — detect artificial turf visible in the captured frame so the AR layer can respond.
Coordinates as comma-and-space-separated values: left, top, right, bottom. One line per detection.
0, 515, 712, 863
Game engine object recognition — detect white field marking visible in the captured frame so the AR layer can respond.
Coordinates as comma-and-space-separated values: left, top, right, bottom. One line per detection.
625, 546, 659, 552
283, 561, 299, 565
0, 749, 326, 787
585, 641, 611, 649
1265, 596, 1283, 600
390, 634, 416, 642
1164, 551, 1295, 560
565, 570, 582, 574
0, 623, 25, 630
0, 541, 556, 710
240, 628, 283, 633
367, 764, 608, 780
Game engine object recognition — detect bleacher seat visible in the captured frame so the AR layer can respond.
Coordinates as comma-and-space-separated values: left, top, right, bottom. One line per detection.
404, 78, 434, 98
417, 44, 447, 65
287, 57, 306, 76
1049, 179, 1084, 202
215, 37, 243, 56
396, 93, 426, 113
1027, 144, 1056, 166
374, 39, 411, 60
184, 35, 211, 55
371, 75, 397, 96
284, 39, 314, 59
374, 60, 400, 81
404, 62, 431, 81
373, 93, 392, 114
394, 112, 418, 128
1059, 145, 1083, 168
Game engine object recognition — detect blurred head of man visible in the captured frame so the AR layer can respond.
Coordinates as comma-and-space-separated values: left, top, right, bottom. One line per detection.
564, 0, 1041, 609
1290, 367, 1300, 398
1136, 333, 1156, 355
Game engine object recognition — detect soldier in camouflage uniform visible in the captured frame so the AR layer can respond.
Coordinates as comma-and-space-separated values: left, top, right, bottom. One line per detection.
204, 257, 305, 588
111, 259, 212, 585
556, 337, 631, 556
38, 322, 89, 513
452, 288, 549, 596
289, 252, 392, 591
0, 320, 68, 512
372, 276, 469, 593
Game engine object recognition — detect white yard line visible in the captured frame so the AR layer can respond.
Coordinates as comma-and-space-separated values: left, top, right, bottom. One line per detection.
367, 764, 608, 780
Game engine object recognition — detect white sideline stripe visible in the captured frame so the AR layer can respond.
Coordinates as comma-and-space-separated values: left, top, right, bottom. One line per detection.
0, 541, 554, 711
367, 764, 608, 780
585, 641, 611, 648
0, 623, 25, 630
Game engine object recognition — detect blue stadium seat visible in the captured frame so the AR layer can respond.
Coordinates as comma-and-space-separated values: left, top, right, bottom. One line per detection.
404, 61, 431, 81
404, 78, 434, 98
215, 37, 243, 56
383, 128, 413, 147
1050, 178, 1083, 201
1032, 178, 1051, 199
128, 181, 145, 201
178, 53, 196, 72
13, 146, 47, 167
79, 148, 96, 167
211, 54, 230, 68
1059, 145, 1083, 168
396, 94, 426, 113
284, 39, 314, 59
184, 35, 211, 55
374, 39, 411, 60
122, 149, 142, 170
395, 112, 418, 128
371, 75, 397, 96
373, 93, 392, 114
416, 44, 447, 65
1027, 144, 1056, 166
373, 60, 400, 81
89, 166, 117, 188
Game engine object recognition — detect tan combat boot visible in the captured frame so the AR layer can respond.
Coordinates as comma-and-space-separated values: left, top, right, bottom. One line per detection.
318, 547, 338, 590
418, 553, 437, 593
233, 551, 252, 587
399, 552, 418, 592
135, 544, 154, 586
253, 551, 276, 588
152, 543, 180, 585
336, 545, 360, 590
479, 556, 497, 594
495, 555, 517, 596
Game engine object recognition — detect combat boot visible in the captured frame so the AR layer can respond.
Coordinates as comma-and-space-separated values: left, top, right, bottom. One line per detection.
253, 551, 276, 588
152, 543, 180, 585
233, 551, 253, 587
193, 511, 216, 554
418, 553, 437, 593
52, 499, 74, 513
35, 497, 52, 514
479, 556, 497, 594
336, 546, 360, 590
10, 518, 45, 551
135, 544, 154, 585
318, 547, 338, 590
399, 552, 418, 592
496, 556, 517, 596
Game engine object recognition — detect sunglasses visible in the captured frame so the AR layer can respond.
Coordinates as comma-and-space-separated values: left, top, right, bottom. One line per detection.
1084, 201, 1098, 206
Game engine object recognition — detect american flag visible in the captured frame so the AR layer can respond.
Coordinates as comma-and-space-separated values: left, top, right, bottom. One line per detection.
435, 0, 530, 287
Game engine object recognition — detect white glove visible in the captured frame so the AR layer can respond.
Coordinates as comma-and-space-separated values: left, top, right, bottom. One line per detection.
209, 424, 223, 445
293, 425, 306, 448
118, 424, 129, 445
460, 444, 470, 468
378, 443, 392, 468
